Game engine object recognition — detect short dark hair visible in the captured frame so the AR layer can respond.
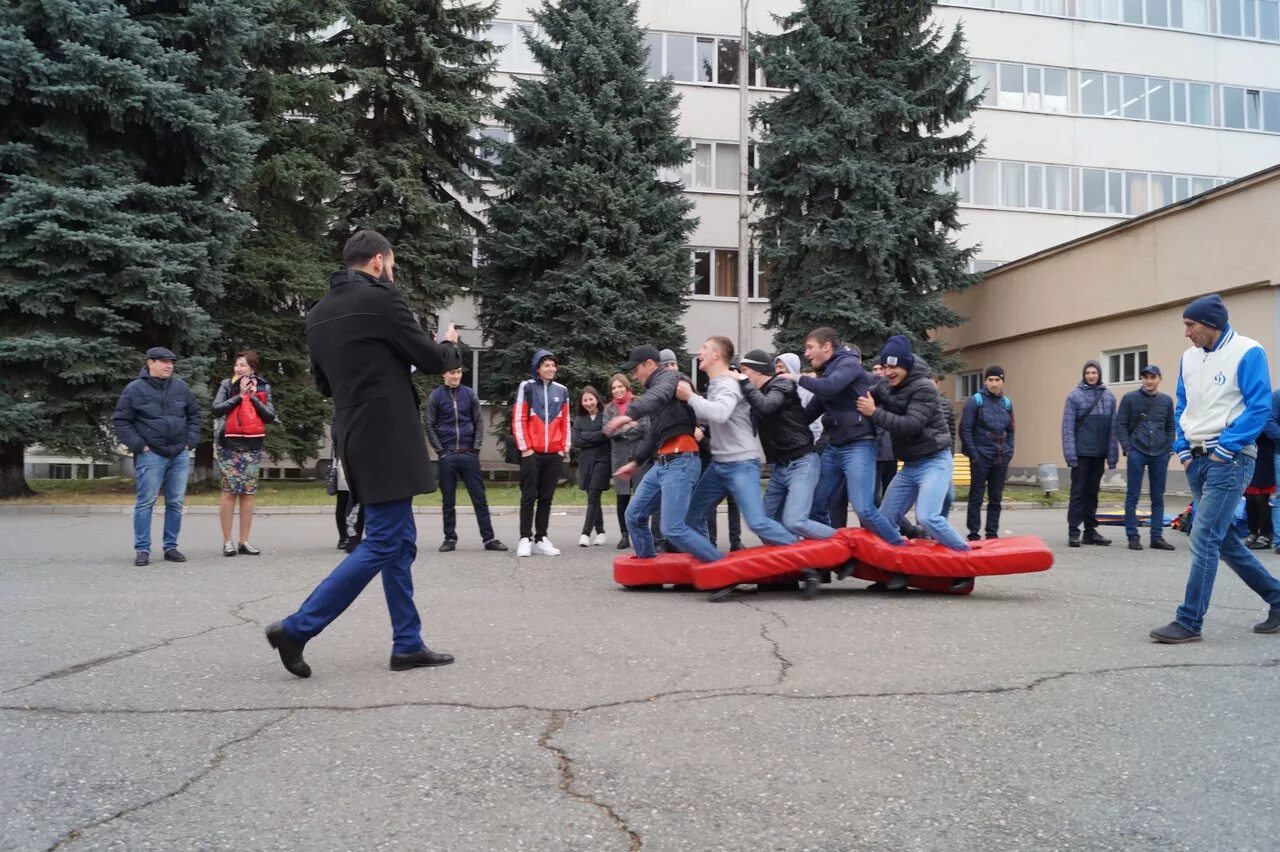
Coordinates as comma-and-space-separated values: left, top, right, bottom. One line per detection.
707, 335, 735, 363
235, 350, 260, 373
342, 230, 394, 266
805, 327, 841, 349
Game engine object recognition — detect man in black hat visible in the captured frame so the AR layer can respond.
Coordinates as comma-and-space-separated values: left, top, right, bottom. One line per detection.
1115, 364, 1176, 552
959, 365, 1015, 541
112, 347, 202, 566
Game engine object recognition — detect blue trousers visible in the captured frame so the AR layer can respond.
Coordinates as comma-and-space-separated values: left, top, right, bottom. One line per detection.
763, 453, 835, 540
1124, 450, 1169, 541
688, 458, 799, 549
284, 499, 425, 654
1176, 454, 1280, 633
811, 440, 903, 544
625, 453, 717, 561
880, 450, 970, 551
133, 450, 190, 553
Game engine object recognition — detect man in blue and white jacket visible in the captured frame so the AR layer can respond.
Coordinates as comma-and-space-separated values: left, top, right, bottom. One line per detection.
1150, 294, 1280, 643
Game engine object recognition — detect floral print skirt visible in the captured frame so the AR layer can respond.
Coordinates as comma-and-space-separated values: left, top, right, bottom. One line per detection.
218, 447, 262, 495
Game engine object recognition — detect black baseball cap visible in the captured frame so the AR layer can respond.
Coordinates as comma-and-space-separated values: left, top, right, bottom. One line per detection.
620, 344, 661, 371
1140, 364, 1161, 377
146, 347, 177, 361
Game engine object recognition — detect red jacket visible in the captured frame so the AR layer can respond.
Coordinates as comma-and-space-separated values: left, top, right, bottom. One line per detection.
512, 378, 570, 454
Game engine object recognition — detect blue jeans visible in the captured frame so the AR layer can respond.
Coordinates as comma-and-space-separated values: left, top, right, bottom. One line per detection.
133, 450, 190, 553
625, 454, 717, 561
811, 440, 903, 544
688, 459, 799, 549
1270, 452, 1280, 548
1124, 450, 1169, 542
284, 499, 426, 654
763, 453, 835, 540
438, 451, 495, 542
1176, 454, 1280, 633
880, 450, 969, 551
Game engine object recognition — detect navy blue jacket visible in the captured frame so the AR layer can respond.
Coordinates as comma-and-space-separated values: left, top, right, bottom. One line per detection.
1115, 388, 1174, 458
112, 367, 202, 457
960, 390, 1015, 465
799, 348, 875, 446
425, 383, 483, 455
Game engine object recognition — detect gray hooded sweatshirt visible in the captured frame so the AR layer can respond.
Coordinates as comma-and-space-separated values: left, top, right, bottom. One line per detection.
687, 375, 760, 463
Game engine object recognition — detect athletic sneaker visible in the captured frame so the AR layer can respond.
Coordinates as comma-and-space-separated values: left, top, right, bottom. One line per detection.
516, 537, 533, 557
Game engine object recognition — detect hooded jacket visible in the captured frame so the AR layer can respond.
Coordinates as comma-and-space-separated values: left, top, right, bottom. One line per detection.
512, 349, 570, 455
960, 388, 1015, 465
798, 347, 875, 445
867, 358, 952, 462
738, 374, 814, 464
1061, 360, 1119, 466
112, 366, 202, 457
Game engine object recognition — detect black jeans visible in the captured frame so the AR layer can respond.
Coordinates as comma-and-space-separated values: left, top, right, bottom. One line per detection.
439, 450, 495, 542
1067, 456, 1107, 533
967, 458, 1009, 538
706, 493, 742, 546
582, 489, 605, 535
335, 490, 364, 542
519, 452, 563, 540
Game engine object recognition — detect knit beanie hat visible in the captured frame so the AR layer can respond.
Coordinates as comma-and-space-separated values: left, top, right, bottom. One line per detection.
878, 335, 914, 370
658, 349, 679, 367
738, 349, 773, 374
1183, 294, 1228, 330
984, 365, 1005, 380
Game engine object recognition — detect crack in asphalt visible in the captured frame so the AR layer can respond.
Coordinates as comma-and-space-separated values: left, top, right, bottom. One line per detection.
44, 711, 292, 851
538, 711, 642, 851
736, 600, 793, 686
2, 585, 316, 696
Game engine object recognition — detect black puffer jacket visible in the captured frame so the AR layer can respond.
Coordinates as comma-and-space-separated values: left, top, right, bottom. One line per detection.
868, 359, 952, 462
738, 375, 814, 464
622, 368, 697, 464
112, 367, 202, 457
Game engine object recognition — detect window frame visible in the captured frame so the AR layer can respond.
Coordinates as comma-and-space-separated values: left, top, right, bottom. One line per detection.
1104, 347, 1151, 385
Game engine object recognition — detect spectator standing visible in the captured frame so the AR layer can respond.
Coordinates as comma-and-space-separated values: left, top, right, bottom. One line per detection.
512, 349, 570, 557
959, 365, 1015, 542
572, 386, 612, 547
425, 365, 507, 553
1062, 359, 1119, 547
212, 351, 276, 557
1114, 364, 1176, 551
112, 347, 201, 566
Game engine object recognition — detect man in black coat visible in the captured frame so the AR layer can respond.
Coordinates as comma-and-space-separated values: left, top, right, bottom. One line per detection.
266, 230, 463, 678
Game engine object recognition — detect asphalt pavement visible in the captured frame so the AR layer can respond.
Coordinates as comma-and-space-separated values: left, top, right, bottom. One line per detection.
3, 505, 1278, 851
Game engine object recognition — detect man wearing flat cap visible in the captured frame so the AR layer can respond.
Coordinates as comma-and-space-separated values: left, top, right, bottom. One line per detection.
112, 346, 202, 567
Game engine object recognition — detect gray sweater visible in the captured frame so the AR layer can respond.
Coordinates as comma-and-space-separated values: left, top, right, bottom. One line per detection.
687, 376, 759, 463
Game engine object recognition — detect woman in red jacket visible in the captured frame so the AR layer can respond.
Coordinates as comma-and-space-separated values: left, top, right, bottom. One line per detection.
212, 351, 276, 556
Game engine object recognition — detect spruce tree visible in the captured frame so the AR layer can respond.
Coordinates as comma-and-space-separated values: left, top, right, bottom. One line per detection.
754, 0, 982, 360
0, 0, 265, 496
477, 0, 696, 403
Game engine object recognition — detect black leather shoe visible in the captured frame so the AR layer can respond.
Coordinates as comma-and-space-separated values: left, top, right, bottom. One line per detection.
134, 550, 150, 567
1083, 530, 1111, 546
883, 573, 908, 592
238, 542, 260, 556
1149, 621, 1202, 644
1150, 538, 1176, 552
967, 533, 981, 542
1254, 608, 1280, 634
439, 539, 456, 553
800, 570, 821, 600
390, 648, 454, 671
615, 535, 630, 551
164, 548, 186, 562
1068, 531, 1081, 548
484, 539, 509, 552
265, 622, 311, 678
834, 560, 856, 581
1128, 538, 1143, 551
336, 538, 349, 550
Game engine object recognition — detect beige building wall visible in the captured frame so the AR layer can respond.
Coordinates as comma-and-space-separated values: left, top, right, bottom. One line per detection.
939, 168, 1280, 484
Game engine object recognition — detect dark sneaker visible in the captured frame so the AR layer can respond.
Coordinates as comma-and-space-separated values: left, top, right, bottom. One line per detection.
134, 550, 150, 567
1149, 622, 1202, 644
336, 538, 349, 550
1254, 608, 1280, 634
1083, 530, 1111, 546
1149, 538, 1176, 552
1256, 534, 1272, 550
438, 539, 457, 553
729, 539, 745, 552
1245, 533, 1260, 549
1128, 538, 1143, 551
1068, 531, 1081, 548
984, 533, 999, 540
483, 539, 509, 552
1246, 534, 1269, 551
164, 549, 186, 563
967, 533, 981, 542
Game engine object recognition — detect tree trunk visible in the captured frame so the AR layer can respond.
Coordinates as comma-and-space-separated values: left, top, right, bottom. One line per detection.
0, 442, 36, 498
192, 440, 215, 483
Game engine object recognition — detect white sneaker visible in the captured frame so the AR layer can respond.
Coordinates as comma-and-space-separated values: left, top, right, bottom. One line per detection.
579, 534, 591, 548
592, 532, 607, 546
516, 537, 533, 557
534, 538, 560, 556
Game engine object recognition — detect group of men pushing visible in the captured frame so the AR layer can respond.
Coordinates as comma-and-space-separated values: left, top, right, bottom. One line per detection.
603, 328, 968, 587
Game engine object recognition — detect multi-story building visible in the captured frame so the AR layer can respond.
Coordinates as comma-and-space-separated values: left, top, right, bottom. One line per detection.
450, 0, 1280, 407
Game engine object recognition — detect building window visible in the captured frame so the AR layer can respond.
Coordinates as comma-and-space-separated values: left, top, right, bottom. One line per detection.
1105, 347, 1150, 384
486, 20, 541, 74
49, 463, 73, 480
943, 0, 1279, 42
674, 140, 755, 192
472, 127, 513, 177
641, 31, 771, 87
93, 464, 109, 478
972, 259, 1006, 273
691, 248, 766, 299
957, 371, 983, 398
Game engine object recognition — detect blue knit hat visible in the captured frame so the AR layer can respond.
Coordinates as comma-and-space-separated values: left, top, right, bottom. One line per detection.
879, 335, 914, 370
1183, 294, 1228, 330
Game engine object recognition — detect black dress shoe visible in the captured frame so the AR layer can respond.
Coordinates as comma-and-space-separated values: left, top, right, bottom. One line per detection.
1068, 531, 1081, 548
238, 542, 261, 556
883, 573, 908, 592
135, 550, 150, 567
800, 570, 821, 599
439, 539, 457, 553
1149, 621, 1201, 644
1128, 538, 1143, 551
966, 533, 981, 542
265, 622, 311, 678
164, 549, 186, 562
1254, 608, 1280, 634
729, 538, 745, 552
484, 539, 509, 552
390, 648, 454, 671
834, 560, 856, 581
615, 535, 630, 551
336, 538, 349, 550
1149, 538, 1176, 551
1082, 530, 1111, 546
